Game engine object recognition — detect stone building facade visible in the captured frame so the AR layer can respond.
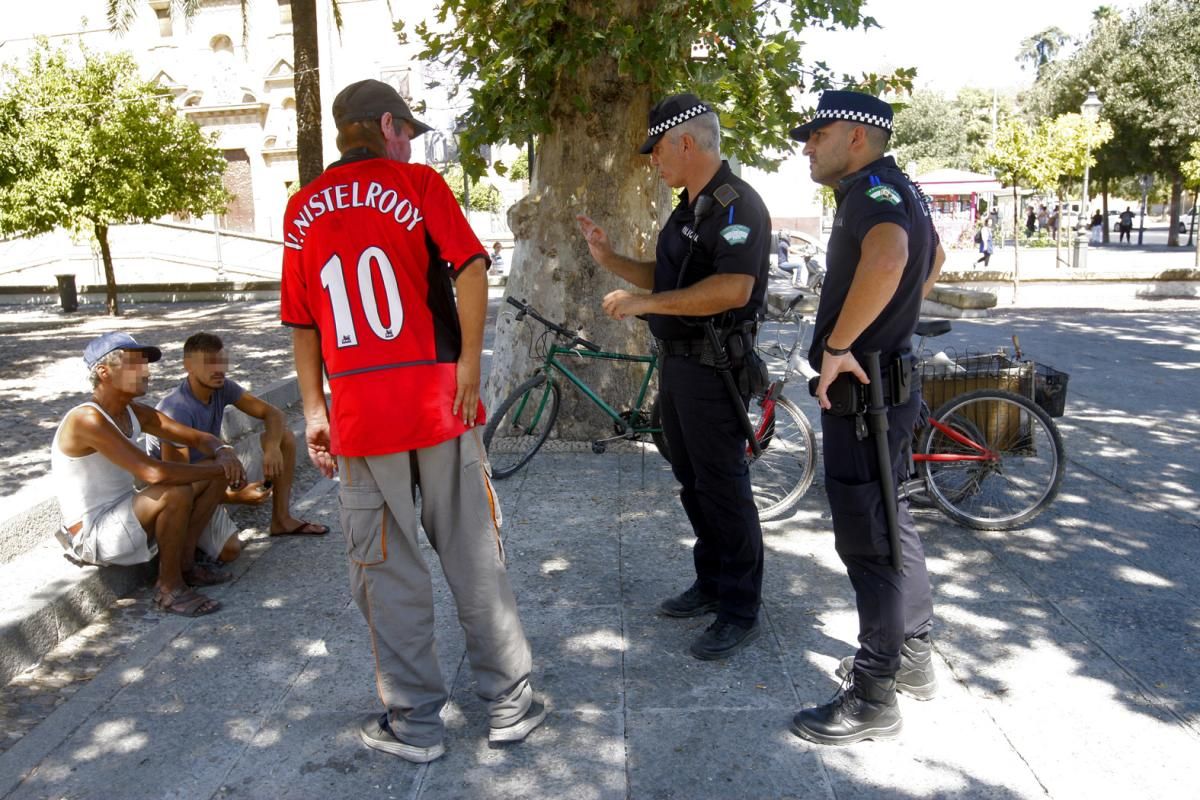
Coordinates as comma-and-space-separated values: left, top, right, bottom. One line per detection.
3, 0, 435, 239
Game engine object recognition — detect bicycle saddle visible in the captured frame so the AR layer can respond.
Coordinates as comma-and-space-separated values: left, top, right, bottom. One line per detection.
915, 319, 952, 338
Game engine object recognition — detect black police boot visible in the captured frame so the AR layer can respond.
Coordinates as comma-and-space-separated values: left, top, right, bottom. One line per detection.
835, 636, 938, 701
790, 671, 902, 746
688, 619, 761, 660
659, 585, 719, 618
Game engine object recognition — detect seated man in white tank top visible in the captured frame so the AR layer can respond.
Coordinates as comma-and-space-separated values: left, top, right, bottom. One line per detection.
51, 333, 247, 617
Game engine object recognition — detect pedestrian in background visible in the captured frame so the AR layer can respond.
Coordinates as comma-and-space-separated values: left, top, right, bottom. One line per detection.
975, 217, 994, 268
1119, 207, 1135, 243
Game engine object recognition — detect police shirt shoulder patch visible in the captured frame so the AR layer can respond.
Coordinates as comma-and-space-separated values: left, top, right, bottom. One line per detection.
713, 184, 740, 207
720, 224, 751, 245
866, 183, 902, 205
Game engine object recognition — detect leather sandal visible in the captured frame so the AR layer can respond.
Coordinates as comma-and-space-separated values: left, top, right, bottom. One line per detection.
154, 587, 221, 617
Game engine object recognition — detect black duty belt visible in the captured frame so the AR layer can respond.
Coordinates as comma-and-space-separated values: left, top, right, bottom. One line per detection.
655, 338, 708, 357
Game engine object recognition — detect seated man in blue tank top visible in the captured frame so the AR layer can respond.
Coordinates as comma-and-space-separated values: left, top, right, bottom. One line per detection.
146, 332, 327, 564
51, 333, 247, 616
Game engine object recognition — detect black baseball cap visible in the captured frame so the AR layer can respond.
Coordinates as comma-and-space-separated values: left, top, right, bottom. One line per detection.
790, 90, 893, 143
638, 93, 714, 154
332, 79, 432, 137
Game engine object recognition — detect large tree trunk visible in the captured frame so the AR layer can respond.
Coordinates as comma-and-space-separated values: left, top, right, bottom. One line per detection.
488, 17, 666, 441
1168, 174, 1183, 247
292, 0, 323, 186
95, 222, 119, 316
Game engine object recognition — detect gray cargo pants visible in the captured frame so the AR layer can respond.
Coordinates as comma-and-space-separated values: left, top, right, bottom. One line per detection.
338, 430, 533, 747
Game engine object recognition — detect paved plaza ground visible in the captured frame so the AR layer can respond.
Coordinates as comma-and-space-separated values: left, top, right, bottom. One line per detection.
0, 292, 1197, 798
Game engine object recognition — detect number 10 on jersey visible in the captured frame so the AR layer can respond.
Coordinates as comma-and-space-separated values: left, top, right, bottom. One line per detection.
320, 246, 405, 348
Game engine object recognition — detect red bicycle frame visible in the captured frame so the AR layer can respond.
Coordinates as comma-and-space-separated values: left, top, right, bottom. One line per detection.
914, 416, 996, 463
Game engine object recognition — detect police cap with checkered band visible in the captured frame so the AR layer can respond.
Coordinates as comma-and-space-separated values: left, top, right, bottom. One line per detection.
638, 93, 714, 155
789, 90, 893, 143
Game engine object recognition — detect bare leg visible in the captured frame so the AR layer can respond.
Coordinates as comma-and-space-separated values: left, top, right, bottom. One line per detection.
186, 477, 228, 572
219, 534, 243, 563
268, 429, 305, 532
132, 484, 194, 594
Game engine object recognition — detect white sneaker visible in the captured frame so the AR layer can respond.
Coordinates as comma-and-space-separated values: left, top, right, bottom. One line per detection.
488, 698, 548, 743
359, 713, 445, 763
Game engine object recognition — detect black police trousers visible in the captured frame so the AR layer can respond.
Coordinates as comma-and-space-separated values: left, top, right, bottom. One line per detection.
820, 391, 933, 680
658, 354, 763, 627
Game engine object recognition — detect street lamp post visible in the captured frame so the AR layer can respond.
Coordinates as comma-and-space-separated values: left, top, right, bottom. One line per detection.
1072, 89, 1103, 270
1137, 174, 1152, 246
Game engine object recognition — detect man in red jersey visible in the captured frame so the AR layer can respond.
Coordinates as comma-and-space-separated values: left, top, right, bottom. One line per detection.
281, 79, 545, 763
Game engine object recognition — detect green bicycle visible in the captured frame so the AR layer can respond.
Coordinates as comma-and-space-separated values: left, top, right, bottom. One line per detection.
483, 297, 667, 478
483, 297, 818, 520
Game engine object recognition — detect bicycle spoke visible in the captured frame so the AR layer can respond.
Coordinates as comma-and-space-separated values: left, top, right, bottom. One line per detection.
919, 389, 1064, 529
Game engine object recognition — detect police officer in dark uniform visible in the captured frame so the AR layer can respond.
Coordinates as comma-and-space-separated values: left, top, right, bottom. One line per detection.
577, 93, 771, 660
786, 91, 946, 745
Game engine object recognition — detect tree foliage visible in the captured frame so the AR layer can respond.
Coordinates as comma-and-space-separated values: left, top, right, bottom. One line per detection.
417, 0, 915, 178
439, 164, 504, 213
1016, 26, 1070, 76
1025, 0, 1200, 241
413, 0, 915, 437
890, 88, 1010, 174
508, 149, 530, 182
0, 41, 227, 314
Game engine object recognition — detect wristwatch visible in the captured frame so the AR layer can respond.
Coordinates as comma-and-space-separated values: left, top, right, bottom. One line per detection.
823, 335, 852, 356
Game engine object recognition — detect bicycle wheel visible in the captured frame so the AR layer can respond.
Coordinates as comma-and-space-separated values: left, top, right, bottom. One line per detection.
648, 396, 672, 463
482, 374, 561, 479
918, 389, 1065, 530
648, 394, 817, 519
749, 395, 817, 520
907, 414, 985, 509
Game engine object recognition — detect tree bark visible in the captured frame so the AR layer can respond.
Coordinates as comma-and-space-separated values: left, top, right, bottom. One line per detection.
95, 221, 119, 316
292, 0, 323, 186
488, 13, 667, 441
1168, 174, 1183, 247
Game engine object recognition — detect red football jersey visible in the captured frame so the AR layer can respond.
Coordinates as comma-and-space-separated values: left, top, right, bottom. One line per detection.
280, 154, 487, 456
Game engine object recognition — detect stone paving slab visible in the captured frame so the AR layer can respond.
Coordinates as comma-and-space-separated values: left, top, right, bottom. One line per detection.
1, 308, 1199, 799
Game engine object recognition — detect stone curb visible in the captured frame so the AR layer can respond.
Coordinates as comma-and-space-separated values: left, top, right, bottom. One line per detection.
0, 376, 301, 688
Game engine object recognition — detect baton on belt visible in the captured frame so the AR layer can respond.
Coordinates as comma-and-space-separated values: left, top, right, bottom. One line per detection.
702, 320, 762, 459
863, 351, 903, 572
685, 195, 761, 459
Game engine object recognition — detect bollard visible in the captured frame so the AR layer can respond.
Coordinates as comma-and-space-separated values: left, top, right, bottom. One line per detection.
55, 274, 79, 312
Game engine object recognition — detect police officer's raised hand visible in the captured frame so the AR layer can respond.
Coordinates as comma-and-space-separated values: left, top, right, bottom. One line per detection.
815, 351, 869, 411
576, 214, 613, 263
602, 289, 645, 321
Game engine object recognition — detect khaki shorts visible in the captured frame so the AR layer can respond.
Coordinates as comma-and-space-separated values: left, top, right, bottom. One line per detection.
62, 495, 237, 566
195, 505, 238, 561
69, 493, 157, 567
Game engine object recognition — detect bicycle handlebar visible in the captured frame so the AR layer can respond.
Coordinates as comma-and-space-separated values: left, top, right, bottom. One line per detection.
506, 296, 601, 352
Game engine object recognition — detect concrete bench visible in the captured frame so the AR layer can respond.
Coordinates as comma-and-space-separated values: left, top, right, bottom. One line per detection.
766, 288, 819, 317
0, 378, 301, 686
922, 284, 997, 318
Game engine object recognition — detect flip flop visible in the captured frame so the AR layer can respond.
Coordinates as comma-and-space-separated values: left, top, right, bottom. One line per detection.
270, 521, 330, 536
155, 587, 221, 617
183, 562, 232, 587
